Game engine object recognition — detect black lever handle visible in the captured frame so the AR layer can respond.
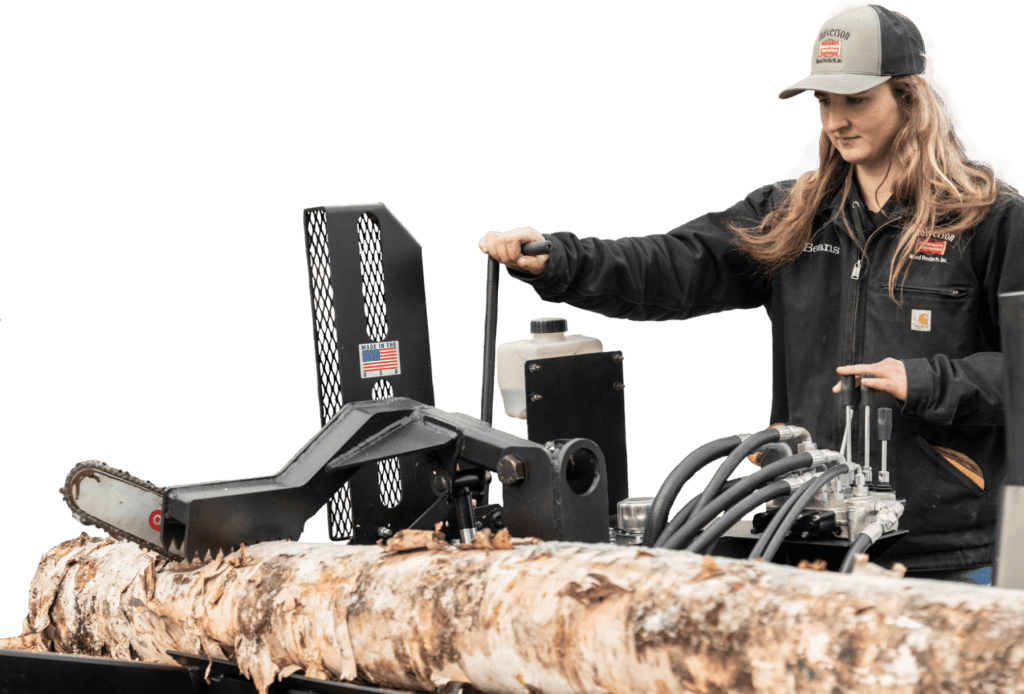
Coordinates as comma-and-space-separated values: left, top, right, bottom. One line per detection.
481, 239, 552, 425
521, 240, 552, 256
841, 374, 859, 409
878, 407, 892, 441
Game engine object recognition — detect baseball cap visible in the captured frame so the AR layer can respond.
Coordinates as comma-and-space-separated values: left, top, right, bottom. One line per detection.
779, 5, 925, 99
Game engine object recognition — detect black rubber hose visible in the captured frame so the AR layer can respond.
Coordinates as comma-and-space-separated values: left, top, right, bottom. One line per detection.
748, 481, 806, 560
685, 480, 794, 554
655, 477, 747, 548
659, 452, 815, 550
753, 441, 794, 466
643, 435, 743, 547
692, 428, 783, 516
840, 532, 874, 573
760, 464, 852, 563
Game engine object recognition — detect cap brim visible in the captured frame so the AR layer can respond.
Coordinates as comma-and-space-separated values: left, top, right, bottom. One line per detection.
779, 74, 891, 100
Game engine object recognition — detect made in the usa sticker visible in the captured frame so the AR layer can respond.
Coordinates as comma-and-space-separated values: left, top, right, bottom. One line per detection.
360, 341, 400, 378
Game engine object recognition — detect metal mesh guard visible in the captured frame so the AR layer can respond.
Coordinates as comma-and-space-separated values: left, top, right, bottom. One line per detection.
358, 214, 389, 342
371, 380, 402, 508
309, 211, 408, 540
360, 215, 403, 509
305, 208, 352, 541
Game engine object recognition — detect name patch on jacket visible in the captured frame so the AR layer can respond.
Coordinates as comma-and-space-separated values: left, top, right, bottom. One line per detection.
803, 242, 840, 255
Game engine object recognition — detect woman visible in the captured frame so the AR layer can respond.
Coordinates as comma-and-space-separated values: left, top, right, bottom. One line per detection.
479, 5, 1023, 579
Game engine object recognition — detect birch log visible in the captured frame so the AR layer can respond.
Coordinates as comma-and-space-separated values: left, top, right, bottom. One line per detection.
5, 532, 1024, 694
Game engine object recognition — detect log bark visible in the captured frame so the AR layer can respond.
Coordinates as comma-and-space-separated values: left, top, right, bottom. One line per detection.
5, 532, 1024, 694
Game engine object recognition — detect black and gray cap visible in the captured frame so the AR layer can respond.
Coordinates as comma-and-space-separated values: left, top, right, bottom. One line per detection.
779, 5, 925, 99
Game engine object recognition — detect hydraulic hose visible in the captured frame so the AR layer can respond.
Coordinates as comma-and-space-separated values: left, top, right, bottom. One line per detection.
659, 452, 815, 550
839, 532, 874, 573
685, 480, 793, 554
692, 428, 783, 516
758, 464, 853, 563
748, 480, 807, 560
655, 477, 746, 548
753, 441, 794, 466
643, 435, 743, 547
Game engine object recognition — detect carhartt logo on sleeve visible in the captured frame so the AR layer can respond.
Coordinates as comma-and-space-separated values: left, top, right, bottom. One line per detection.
819, 39, 842, 58
911, 309, 931, 332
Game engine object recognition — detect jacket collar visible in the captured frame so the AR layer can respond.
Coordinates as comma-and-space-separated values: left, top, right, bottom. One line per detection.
824, 180, 904, 224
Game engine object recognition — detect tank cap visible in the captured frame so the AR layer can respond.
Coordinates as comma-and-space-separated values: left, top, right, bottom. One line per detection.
531, 317, 568, 334
617, 497, 654, 532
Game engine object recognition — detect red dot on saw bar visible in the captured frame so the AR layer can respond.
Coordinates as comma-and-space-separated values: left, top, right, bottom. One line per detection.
149, 510, 162, 531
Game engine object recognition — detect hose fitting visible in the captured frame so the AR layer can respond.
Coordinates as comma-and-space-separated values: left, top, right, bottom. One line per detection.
773, 425, 812, 444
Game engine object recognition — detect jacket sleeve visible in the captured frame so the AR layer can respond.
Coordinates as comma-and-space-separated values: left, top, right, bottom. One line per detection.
900, 192, 1024, 426
512, 184, 780, 321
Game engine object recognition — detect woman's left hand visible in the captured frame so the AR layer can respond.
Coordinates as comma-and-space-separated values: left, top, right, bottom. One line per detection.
832, 358, 908, 402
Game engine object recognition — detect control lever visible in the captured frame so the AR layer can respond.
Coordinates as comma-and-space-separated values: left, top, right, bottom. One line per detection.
877, 407, 893, 491
475, 239, 553, 541
481, 240, 552, 425
840, 374, 858, 461
861, 376, 875, 486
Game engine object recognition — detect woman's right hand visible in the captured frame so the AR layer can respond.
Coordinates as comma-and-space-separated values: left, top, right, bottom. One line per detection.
478, 227, 549, 276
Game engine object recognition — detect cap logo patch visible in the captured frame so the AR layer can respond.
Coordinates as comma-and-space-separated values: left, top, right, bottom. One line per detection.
819, 39, 842, 58
915, 238, 947, 256
911, 309, 931, 332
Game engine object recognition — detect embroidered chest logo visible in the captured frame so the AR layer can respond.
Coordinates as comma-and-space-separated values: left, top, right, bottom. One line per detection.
916, 238, 947, 256
914, 234, 953, 264
911, 309, 931, 332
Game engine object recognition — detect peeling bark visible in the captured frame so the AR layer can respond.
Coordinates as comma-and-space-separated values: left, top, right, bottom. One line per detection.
5, 532, 1024, 694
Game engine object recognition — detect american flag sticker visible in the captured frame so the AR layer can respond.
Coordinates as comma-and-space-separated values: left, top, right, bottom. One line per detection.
360, 341, 400, 378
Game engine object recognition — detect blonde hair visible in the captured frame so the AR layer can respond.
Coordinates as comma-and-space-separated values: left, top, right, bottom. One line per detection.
733, 75, 1000, 299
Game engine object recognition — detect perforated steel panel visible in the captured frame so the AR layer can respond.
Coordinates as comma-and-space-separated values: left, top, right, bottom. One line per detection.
360, 215, 403, 508
358, 214, 389, 342
304, 208, 352, 540
305, 209, 343, 423
304, 203, 436, 544
370, 380, 402, 508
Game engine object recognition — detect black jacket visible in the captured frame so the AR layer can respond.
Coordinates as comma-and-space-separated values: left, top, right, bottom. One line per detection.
516, 182, 1024, 570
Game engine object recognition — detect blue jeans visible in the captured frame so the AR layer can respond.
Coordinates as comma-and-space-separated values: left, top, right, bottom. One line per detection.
905, 566, 991, 584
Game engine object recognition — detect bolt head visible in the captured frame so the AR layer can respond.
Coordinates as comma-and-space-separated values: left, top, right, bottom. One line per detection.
497, 455, 526, 486
431, 471, 452, 496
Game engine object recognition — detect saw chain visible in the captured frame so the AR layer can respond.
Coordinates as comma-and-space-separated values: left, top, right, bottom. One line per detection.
62, 461, 183, 560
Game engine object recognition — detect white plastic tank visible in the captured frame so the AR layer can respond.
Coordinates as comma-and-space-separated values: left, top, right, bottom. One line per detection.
497, 318, 603, 419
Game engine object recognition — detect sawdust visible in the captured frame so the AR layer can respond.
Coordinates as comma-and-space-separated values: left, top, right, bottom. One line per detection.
691, 554, 725, 582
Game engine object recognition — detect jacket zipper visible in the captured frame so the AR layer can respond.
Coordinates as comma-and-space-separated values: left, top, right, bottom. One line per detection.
877, 283, 969, 298
845, 202, 899, 466
848, 208, 900, 363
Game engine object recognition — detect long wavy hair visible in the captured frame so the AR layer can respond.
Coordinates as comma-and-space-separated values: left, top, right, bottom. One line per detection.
733, 75, 1000, 298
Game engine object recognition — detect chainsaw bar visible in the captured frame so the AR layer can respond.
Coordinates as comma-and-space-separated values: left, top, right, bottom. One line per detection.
62, 461, 184, 560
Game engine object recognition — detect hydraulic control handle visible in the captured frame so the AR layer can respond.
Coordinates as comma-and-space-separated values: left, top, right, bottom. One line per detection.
481, 239, 554, 425
841, 375, 859, 409
861, 376, 875, 484
840, 374, 858, 460
877, 407, 893, 490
